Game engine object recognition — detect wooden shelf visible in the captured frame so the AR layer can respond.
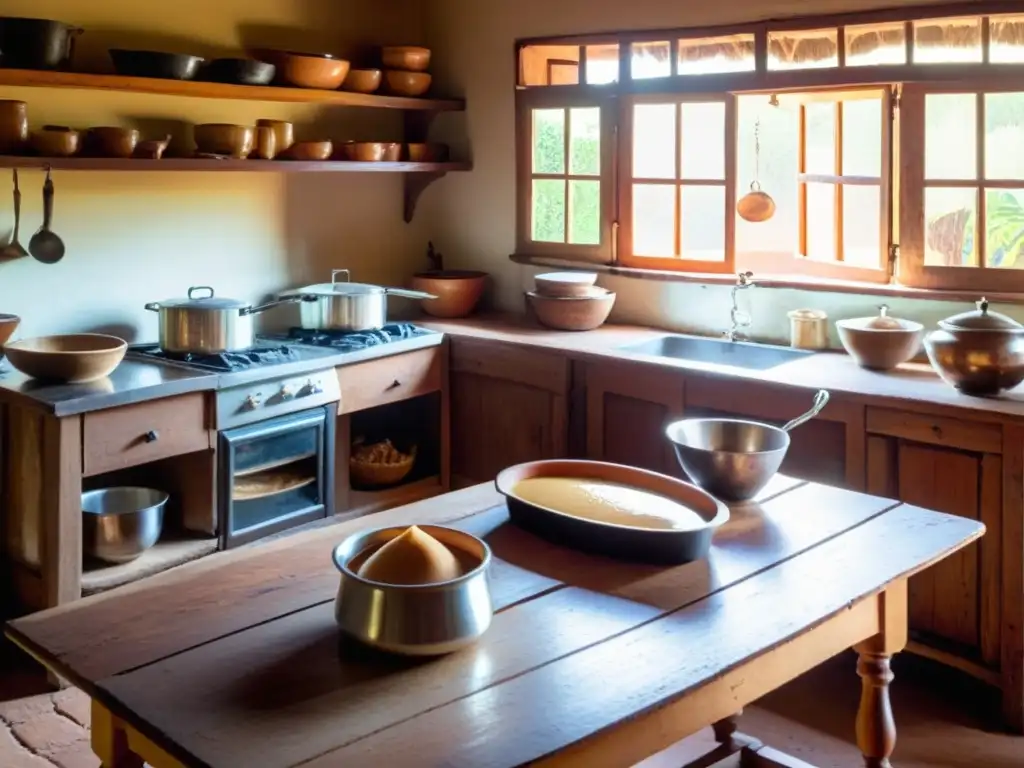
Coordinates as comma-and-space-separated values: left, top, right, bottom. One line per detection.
0, 156, 470, 173
0, 68, 464, 111
348, 475, 444, 517
81, 535, 218, 596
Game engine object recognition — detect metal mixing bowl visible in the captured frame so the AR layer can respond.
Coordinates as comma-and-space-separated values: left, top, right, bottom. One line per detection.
665, 418, 790, 502
332, 525, 493, 656
82, 487, 168, 564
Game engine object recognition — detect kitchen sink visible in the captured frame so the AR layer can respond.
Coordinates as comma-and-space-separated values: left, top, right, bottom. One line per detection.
619, 335, 813, 371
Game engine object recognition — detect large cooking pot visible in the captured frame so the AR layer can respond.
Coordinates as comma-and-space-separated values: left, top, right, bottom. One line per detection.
145, 286, 305, 354
291, 270, 436, 331
0, 17, 83, 70
924, 297, 1024, 396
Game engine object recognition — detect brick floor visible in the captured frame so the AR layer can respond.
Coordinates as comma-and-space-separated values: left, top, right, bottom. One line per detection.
0, 687, 98, 768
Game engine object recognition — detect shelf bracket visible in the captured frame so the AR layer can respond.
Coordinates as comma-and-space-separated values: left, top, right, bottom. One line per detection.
403, 171, 447, 223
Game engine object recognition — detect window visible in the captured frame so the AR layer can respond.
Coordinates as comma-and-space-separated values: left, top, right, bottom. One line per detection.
515, 3, 1024, 293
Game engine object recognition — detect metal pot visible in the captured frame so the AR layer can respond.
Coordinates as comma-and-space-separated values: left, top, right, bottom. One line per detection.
924, 297, 1024, 396
0, 17, 83, 70
291, 269, 436, 331
145, 286, 304, 354
82, 487, 167, 564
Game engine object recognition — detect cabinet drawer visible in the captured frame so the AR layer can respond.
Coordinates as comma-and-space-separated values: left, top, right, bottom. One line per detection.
339, 347, 443, 415
866, 407, 1002, 455
451, 338, 569, 394
83, 393, 210, 477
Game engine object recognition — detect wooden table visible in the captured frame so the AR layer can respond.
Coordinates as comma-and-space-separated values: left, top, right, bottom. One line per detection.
6, 476, 982, 768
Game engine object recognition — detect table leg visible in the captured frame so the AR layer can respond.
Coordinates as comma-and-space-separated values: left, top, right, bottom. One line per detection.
856, 651, 895, 768
712, 710, 742, 745
91, 700, 144, 768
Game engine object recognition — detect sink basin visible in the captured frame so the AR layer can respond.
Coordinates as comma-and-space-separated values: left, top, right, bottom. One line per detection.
620, 335, 813, 371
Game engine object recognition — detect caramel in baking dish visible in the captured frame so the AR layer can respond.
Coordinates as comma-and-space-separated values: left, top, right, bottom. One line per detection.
512, 477, 707, 531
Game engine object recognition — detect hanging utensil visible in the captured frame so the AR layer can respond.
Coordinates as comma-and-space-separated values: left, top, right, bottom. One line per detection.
28, 167, 65, 264
736, 117, 776, 223
0, 169, 28, 260
781, 389, 830, 431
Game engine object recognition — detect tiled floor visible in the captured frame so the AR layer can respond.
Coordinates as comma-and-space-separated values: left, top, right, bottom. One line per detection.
0, 647, 1021, 767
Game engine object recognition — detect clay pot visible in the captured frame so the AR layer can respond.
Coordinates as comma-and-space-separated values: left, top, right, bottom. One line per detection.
89, 127, 139, 158
193, 124, 254, 159
30, 125, 80, 157
0, 101, 28, 155
256, 119, 294, 154
411, 271, 488, 318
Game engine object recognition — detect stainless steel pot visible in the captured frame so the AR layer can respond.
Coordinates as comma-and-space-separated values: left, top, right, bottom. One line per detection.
291, 269, 436, 331
145, 286, 303, 354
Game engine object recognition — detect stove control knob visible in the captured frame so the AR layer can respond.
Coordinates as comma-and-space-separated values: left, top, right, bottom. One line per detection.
242, 393, 263, 411
298, 378, 323, 397
279, 384, 296, 400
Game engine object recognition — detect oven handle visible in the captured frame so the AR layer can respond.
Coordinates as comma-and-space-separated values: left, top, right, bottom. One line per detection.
220, 406, 327, 444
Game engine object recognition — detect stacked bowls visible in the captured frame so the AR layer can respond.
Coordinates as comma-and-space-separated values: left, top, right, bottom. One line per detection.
382, 46, 432, 97
526, 272, 615, 331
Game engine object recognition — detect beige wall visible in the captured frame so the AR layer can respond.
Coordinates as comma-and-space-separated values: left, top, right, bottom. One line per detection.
423, 0, 1023, 343
0, 0, 428, 340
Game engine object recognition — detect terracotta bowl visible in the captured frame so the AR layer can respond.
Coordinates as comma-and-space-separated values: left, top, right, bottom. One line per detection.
341, 141, 399, 162
194, 124, 255, 159
30, 126, 80, 157
384, 70, 431, 97
5, 333, 127, 383
526, 289, 616, 331
263, 50, 350, 90
0, 314, 20, 347
382, 46, 431, 72
281, 140, 333, 161
89, 127, 139, 158
342, 68, 382, 94
406, 142, 449, 162
837, 316, 925, 370
411, 271, 488, 318
534, 271, 599, 297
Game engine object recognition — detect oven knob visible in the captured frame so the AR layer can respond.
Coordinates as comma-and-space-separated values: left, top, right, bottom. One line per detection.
242, 393, 263, 411
298, 378, 323, 397
279, 384, 296, 400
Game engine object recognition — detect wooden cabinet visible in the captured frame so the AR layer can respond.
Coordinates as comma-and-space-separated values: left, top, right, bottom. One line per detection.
338, 347, 443, 415
583, 361, 684, 477
448, 338, 570, 487
684, 376, 865, 489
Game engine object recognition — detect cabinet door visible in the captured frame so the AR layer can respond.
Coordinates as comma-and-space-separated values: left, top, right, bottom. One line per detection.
449, 339, 570, 487
585, 362, 684, 477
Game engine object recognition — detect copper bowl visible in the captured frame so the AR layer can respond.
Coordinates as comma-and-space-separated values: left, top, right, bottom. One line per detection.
30, 126, 80, 157
5, 333, 126, 383
381, 46, 431, 72
406, 142, 449, 162
281, 140, 333, 161
411, 271, 487, 318
384, 70, 431, 97
194, 124, 254, 159
342, 68, 382, 94
261, 50, 350, 90
341, 141, 399, 162
89, 127, 139, 158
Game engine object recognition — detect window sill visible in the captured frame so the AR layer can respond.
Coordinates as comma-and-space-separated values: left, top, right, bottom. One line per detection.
509, 253, 1024, 305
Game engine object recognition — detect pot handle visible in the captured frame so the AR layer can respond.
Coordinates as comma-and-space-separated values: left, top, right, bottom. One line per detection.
384, 288, 438, 300
188, 286, 215, 300
331, 269, 351, 285
239, 294, 313, 316
144, 302, 160, 312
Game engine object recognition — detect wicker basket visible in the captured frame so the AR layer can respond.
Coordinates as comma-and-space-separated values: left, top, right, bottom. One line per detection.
350, 443, 417, 488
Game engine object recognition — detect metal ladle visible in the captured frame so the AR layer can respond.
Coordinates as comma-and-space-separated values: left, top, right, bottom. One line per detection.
28, 167, 65, 265
0, 169, 28, 261
781, 389, 830, 431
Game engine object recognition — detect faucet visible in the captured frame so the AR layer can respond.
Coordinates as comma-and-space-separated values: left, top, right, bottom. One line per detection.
725, 271, 755, 342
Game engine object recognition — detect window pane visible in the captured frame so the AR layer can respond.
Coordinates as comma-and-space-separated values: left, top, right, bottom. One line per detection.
586, 44, 619, 84
569, 180, 600, 245
805, 183, 836, 259
633, 104, 675, 179
678, 34, 755, 74
986, 189, 1024, 268
768, 29, 838, 70
680, 102, 725, 179
532, 179, 565, 242
680, 186, 725, 261
990, 15, 1024, 64
985, 92, 1024, 180
569, 108, 600, 176
925, 94, 976, 179
924, 187, 977, 266
519, 45, 579, 86
842, 98, 882, 176
631, 41, 671, 79
532, 109, 564, 174
805, 102, 835, 175
633, 184, 675, 256
843, 185, 881, 267
845, 22, 907, 66
913, 17, 982, 64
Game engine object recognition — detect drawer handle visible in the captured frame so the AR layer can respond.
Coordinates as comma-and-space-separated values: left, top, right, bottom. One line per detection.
387, 379, 401, 390
144, 430, 160, 443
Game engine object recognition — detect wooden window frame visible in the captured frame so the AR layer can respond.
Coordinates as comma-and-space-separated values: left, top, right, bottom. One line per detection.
900, 78, 1024, 292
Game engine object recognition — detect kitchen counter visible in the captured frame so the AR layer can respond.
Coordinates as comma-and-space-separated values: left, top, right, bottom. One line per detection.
421, 313, 1024, 423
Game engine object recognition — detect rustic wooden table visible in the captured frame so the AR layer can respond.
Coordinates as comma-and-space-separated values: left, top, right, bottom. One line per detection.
6, 477, 982, 768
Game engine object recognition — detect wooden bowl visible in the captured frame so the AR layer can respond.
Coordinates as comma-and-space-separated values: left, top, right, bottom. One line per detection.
194, 124, 254, 159
342, 68, 382, 93
281, 140, 333, 161
5, 333, 127, 383
30, 126, 80, 157
406, 143, 449, 162
88, 127, 139, 158
341, 141, 399, 162
837, 316, 925, 370
534, 271, 599, 297
263, 50, 350, 89
526, 290, 615, 331
0, 314, 20, 346
411, 271, 487, 318
384, 70, 431, 97
382, 46, 431, 72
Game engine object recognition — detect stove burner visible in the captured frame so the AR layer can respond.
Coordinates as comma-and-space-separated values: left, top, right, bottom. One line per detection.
286, 323, 428, 350
132, 345, 301, 372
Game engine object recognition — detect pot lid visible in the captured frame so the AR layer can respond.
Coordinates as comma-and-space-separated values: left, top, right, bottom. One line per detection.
939, 297, 1024, 331
298, 281, 385, 296
155, 286, 249, 310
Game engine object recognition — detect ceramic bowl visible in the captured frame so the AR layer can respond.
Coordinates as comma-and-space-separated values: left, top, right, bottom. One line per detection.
406, 143, 449, 162
410, 271, 487, 318
30, 126, 80, 157
534, 271, 599, 297
342, 68, 382, 94
381, 46, 431, 72
281, 140, 333, 161
89, 126, 139, 158
5, 333, 127, 383
384, 70, 431, 97
194, 124, 255, 158
526, 289, 615, 331
341, 141, 400, 162
261, 50, 350, 89
837, 316, 924, 370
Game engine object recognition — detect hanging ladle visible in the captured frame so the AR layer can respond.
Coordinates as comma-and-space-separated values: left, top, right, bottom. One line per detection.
29, 167, 65, 265
736, 116, 777, 223
0, 169, 28, 261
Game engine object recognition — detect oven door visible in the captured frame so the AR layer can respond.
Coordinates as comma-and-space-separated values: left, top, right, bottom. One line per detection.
219, 406, 334, 549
